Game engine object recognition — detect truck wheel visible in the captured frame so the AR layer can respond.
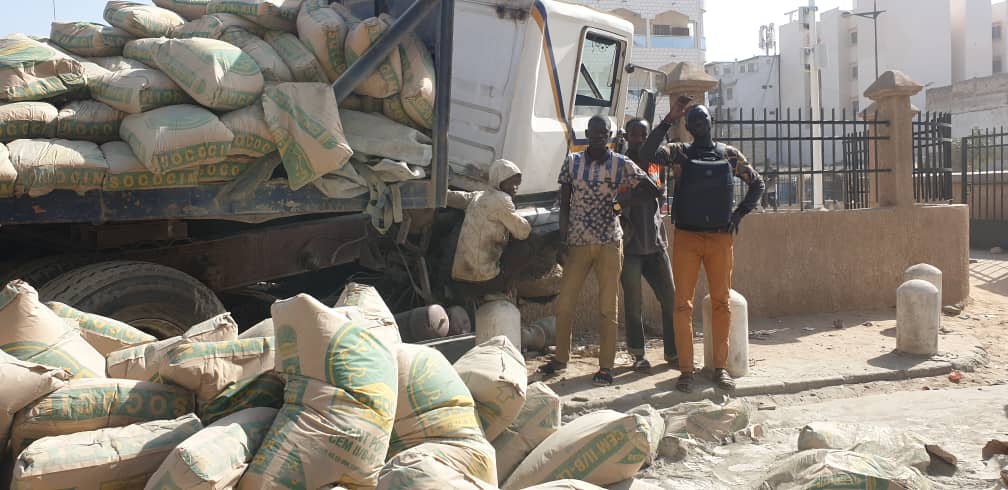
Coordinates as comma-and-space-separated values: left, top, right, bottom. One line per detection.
39, 260, 226, 339
0, 255, 98, 290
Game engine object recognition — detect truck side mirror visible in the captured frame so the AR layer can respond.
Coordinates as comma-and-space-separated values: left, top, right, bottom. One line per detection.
636, 90, 657, 125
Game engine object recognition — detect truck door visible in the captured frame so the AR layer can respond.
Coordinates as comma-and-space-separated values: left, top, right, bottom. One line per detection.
569, 29, 629, 153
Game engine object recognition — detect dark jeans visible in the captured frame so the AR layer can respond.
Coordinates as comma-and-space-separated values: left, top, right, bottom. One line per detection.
621, 249, 677, 360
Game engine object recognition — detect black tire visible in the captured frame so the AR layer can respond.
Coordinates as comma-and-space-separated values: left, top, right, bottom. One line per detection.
0, 255, 98, 290
39, 260, 226, 339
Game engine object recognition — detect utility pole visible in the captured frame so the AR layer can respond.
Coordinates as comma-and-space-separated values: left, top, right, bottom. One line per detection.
802, 0, 824, 208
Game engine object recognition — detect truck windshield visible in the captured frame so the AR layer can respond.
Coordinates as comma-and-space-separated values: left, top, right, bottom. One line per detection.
574, 32, 621, 116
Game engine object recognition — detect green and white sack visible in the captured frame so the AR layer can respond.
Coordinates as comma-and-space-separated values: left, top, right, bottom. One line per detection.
759, 449, 932, 490
154, 0, 213, 20
220, 27, 293, 82
0, 351, 71, 456
9, 138, 108, 197
263, 31, 327, 82
169, 12, 266, 39
382, 96, 414, 127
493, 382, 562, 482
154, 38, 264, 111
102, 140, 200, 191
0, 102, 58, 142
106, 312, 238, 380
120, 104, 233, 173
453, 335, 527, 441
377, 442, 499, 490
297, 0, 351, 82
55, 99, 125, 143
398, 34, 435, 129
341, 109, 432, 166
122, 37, 168, 66
221, 102, 275, 158
104, 1, 187, 38
86, 55, 151, 72
46, 301, 156, 356
344, 15, 402, 98
90, 67, 192, 114
207, 0, 302, 32
0, 34, 87, 102
159, 337, 275, 403
198, 157, 257, 182
0, 142, 13, 196
198, 371, 284, 424
49, 22, 134, 57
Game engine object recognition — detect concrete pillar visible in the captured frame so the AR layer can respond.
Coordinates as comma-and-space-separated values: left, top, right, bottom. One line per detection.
701, 289, 749, 378
904, 263, 943, 312
645, 18, 652, 48
864, 70, 924, 208
661, 62, 718, 142
896, 279, 940, 355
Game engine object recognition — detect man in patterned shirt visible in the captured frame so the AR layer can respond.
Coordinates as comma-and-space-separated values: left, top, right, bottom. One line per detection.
539, 115, 657, 386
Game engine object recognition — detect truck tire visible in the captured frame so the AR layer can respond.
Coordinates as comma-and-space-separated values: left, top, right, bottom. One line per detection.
0, 255, 98, 290
39, 260, 226, 339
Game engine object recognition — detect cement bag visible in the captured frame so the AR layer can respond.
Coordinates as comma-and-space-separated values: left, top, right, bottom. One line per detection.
154, 38, 264, 111
220, 27, 292, 82
759, 449, 932, 490
208, 0, 303, 32
91, 68, 191, 114
87, 55, 150, 72
340, 94, 382, 113
198, 157, 256, 182
0, 34, 87, 102
523, 481, 606, 490
198, 371, 284, 424
8, 138, 108, 196
55, 99, 126, 143
9, 377, 195, 457
154, 0, 212, 20
121, 104, 233, 173
102, 140, 200, 190
147, 407, 277, 490
106, 313, 238, 380
263, 31, 328, 82
377, 443, 499, 490
0, 281, 105, 378
797, 422, 931, 472
46, 301, 156, 356
345, 15, 402, 98
185, 312, 240, 341
453, 335, 526, 441
0, 142, 12, 196
371, 158, 425, 183
123, 37, 167, 66
0, 102, 58, 142
12, 414, 202, 490
334, 282, 401, 344
627, 404, 665, 466
0, 351, 71, 455
262, 82, 352, 190
239, 317, 274, 339
104, 1, 187, 38
297, 0, 350, 82
662, 399, 753, 443
398, 34, 435, 129
341, 109, 432, 166
493, 382, 561, 482
159, 337, 275, 403
49, 22, 134, 57
221, 103, 275, 158
502, 409, 652, 489
382, 96, 414, 127
169, 12, 265, 39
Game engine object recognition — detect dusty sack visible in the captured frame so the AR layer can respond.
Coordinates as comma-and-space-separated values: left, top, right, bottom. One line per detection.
49, 22, 134, 57
207, 0, 302, 32
8, 138, 108, 196
102, 140, 200, 191
523, 481, 607, 490
493, 382, 562, 482
627, 404, 665, 466
198, 157, 256, 182
154, 0, 212, 20
147, 407, 278, 490
55, 99, 126, 143
198, 371, 284, 424
0, 351, 71, 456
121, 104, 233, 173
382, 96, 414, 127
239, 317, 274, 339
262, 82, 353, 190
9, 377, 195, 457
398, 34, 435, 129
341, 109, 432, 166
154, 37, 264, 111
90, 67, 192, 113
169, 12, 266, 39
221, 103, 276, 158
159, 337, 275, 402
345, 15, 402, 98
122, 37, 167, 66
220, 27, 293, 82
759, 449, 932, 490
185, 312, 240, 340
0, 142, 13, 196
662, 399, 754, 443
377, 443, 499, 490
334, 282, 401, 345
797, 422, 932, 471
46, 301, 156, 356
503, 409, 652, 489
107, 313, 239, 380
86, 55, 150, 71
0, 34, 87, 102
297, 0, 351, 82
453, 336, 526, 441
264, 31, 327, 82
12, 414, 203, 490
0, 102, 58, 142
104, 1, 187, 38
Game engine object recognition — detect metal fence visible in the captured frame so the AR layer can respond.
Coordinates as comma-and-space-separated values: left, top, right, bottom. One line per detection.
961, 128, 1008, 222
912, 112, 953, 203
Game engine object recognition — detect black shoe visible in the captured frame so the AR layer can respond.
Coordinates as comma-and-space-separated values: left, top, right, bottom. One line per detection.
632, 356, 652, 372
676, 372, 694, 393
714, 368, 736, 391
593, 369, 613, 386
664, 353, 679, 364
538, 359, 567, 375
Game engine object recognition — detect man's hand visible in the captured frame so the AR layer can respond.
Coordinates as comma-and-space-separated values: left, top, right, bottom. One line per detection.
663, 95, 694, 125
728, 210, 744, 234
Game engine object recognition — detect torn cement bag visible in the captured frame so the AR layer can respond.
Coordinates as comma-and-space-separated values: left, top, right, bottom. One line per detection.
55, 99, 126, 143
334, 282, 401, 344
341, 109, 432, 166
797, 422, 932, 472
297, 0, 351, 82
147, 407, 277, 490
371, 158, 425, 183
46, 301, 156, 356
106, 313, 239, 380
454, 335, 527, 441
262, 82, 353, 190
122, 37, 167, 66
345, 15, 402, 98
185, 312, 240, 341
49, 22, 134, 57
221, 102, 276, 158
239, 317, 274, 339
198, 157, 256, 182
493, 382, 562, 482
198, 371, 284, 424
382, 96, 415, 127
0, 34, 87, 102
398, 34, 435, 129
263, 31, 328, 82
503, 409, 652, 489
0, 351, 71, 456
86, 55, 151, 71
310, 162, 369, 199
8, 138, 108, 196
102, 140, 200, 190
104, 1, 187, 38
0, 101, 58, 142
9, 378, 195, 457
220, 27, 293, 82
522, 481, 606, 490
758, 449, 932, 490
154, 38, 264, 111
0, 143, 14, 196
169, 12, 266, 39
90, 67, 192, 113
662, 399, 754, 443
121, 104, 233, 173
154, 0, 212, 21
207, 0, 303, 32
377, 443, 499, 490
627, 404, 665, 466
12, 414, 202, 490
159, 337, 275, 403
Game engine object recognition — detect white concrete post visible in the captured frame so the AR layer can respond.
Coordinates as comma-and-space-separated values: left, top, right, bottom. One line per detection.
702, 289, 749, 377
896, 279, 940, 355
904, 263, 943, 319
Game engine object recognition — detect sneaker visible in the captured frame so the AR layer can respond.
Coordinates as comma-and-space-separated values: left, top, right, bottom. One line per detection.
593, 369, 614, 386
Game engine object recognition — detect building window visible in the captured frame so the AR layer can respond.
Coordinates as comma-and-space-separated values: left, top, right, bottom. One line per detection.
851, 64, 858, 80
995, 23, 1003, 40
749, 62, 757, 72
726, 87, 734, 100
995, 56, 1003, 74
849, 30, 858, 45
723, 66, 732, 75
652, 24, 690, 36
740, 64, 746, 73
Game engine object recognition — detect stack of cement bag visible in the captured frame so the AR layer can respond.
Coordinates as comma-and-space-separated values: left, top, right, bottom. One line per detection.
0, 0, 435, 203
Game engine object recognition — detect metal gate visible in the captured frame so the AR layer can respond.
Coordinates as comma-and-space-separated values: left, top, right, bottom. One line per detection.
912, 112, 953, 203
962, 128, 1008, 248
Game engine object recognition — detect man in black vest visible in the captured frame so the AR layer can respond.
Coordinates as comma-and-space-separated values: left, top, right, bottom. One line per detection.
649, 98, 765, 392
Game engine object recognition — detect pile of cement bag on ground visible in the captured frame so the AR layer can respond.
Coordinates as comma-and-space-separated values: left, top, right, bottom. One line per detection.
0, 0, 435, 202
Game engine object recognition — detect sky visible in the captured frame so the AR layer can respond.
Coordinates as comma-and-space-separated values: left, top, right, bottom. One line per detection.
704, 0, 851, 62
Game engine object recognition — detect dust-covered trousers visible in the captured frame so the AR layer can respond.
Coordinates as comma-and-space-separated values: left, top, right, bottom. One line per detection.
554, 241, 623, 370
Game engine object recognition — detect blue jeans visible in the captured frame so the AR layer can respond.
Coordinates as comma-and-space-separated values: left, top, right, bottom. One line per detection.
621, 249, 677, 360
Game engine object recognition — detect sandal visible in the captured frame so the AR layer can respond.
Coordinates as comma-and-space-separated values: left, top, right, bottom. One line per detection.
537, 359, 567, 375
714, 368, 736, 391
632, 357, 652, 372
676, 372, 694, 393
593, 369, 613, 386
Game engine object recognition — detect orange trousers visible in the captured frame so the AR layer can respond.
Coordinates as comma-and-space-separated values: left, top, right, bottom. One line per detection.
672, 229, 733, 373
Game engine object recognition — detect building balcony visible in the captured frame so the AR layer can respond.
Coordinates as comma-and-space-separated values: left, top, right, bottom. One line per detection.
633, 35, 705, 50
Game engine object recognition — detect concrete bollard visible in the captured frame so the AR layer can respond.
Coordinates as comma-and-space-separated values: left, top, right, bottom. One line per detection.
904, 263, 942, 318
896, 279, 940, 355
475, 299, 521, 348
702, 289, 749, 378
